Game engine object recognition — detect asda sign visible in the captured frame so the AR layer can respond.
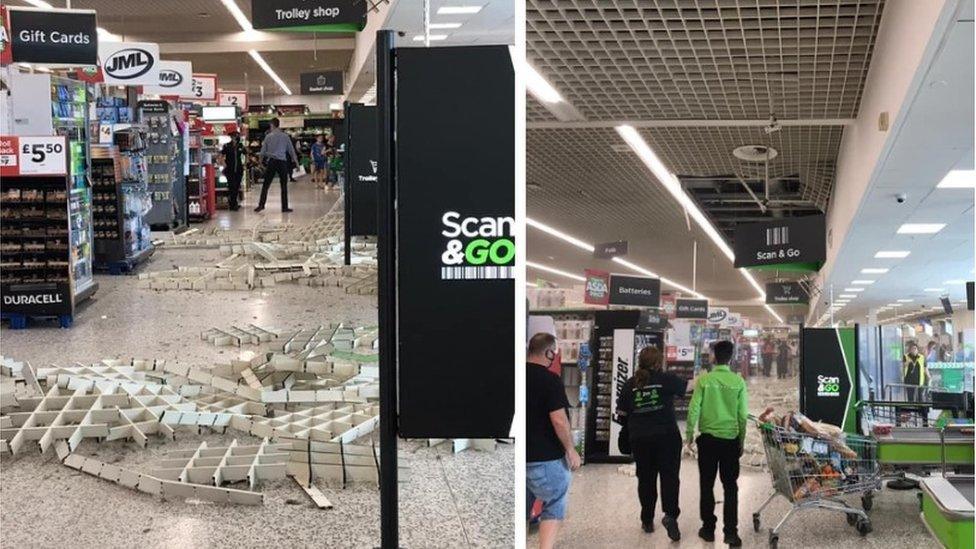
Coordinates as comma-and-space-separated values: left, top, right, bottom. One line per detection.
440, 211, 514, 280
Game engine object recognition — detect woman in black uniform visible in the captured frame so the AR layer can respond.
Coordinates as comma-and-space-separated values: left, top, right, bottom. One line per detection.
617, 346, 689, 541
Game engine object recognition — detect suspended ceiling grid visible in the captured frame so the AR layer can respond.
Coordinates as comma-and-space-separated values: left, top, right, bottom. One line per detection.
526, 0, 887, 322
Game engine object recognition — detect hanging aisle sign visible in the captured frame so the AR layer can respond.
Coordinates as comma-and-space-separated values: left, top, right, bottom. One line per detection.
143, 60, 193, 96
300, 71, 343, 94
594, 240, 628, 259
7, 7, 97, 65
181, 73, 218, 101
675, 298, 708, 319
766, 281, 809, 304
97, 41, 161, 85
734, 214, 826, 271
217, 91, 248, 110
250, 0, 367, 32
608, 274, 661, 307
394, 45, 514, 438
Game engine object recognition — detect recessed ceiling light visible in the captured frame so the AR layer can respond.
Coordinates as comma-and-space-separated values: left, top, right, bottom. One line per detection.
875, 251, 911, 259
844, 288, 865, 292
437, 6, 483, 14
525, 62, 564, 104
429, 22, 463, 29
897, 223, 946, 234
838, 294, 857, 298
924, 288, 946, 292
944, 279, 967, 285
937, 169, 976, 189
413, 34, 449, 41
861, 268, 889, 274
851, 280, 875, 285
897, 299, 914, 303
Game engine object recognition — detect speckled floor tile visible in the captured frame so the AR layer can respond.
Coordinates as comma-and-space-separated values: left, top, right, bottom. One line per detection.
0, 182, 514, 548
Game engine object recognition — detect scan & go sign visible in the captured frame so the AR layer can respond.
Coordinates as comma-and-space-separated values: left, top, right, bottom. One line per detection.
439, 211, 515, 280
97, 41, 161, 85
0, 136, 68, 177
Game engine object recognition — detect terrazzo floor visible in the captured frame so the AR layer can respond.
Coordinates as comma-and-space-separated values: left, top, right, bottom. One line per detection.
0, 180, 515, 548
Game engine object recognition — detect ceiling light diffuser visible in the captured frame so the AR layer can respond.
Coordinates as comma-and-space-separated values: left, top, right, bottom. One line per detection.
248, 50, 292, 95
897, 299, 914, 302
429, 23, 463, 29
897, 223, 946, 234
524, 63, 564, 103
843, 288, 865, 292
838, 294, 857, 298
412, 34, 449, 41
851, 280, 875, 285
437, 6, 483, 14
937, 170, 976, 188
875, 251, 911, 259
861, 268, 889, 274
924, 288, 946, 292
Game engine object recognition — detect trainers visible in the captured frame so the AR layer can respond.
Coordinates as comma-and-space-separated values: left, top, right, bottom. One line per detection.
698, 527, 715, 542
282, 208, 294, 213
724, 533, 742, 547
253, 206, 264, 212
662, 516, 680, 541
641, 522, 654, 533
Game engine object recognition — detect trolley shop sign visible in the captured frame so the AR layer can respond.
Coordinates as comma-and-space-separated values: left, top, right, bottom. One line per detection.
0, 135, 68, 177
250, 0, 366, 31
766, 281, 809, 304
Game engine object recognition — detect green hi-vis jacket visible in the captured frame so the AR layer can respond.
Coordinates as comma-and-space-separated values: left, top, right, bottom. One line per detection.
902, 353, 928, 386
685, 365, 749, 443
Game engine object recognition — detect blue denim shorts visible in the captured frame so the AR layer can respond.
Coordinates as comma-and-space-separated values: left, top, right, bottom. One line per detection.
526, 458, 571, 521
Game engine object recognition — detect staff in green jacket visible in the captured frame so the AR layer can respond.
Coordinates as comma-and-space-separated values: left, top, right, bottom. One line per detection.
685, 340, 748, 548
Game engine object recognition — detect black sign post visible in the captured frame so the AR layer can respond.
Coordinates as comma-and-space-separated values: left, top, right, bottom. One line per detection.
343, 102, 378, 265
608, 274, 660, 307
250, 0, 366, 31
765, 281, 809, 304
300, 71, 344, 94
675, 298, 709, 319
733, 214, 826, 269
8, 7, 98, 65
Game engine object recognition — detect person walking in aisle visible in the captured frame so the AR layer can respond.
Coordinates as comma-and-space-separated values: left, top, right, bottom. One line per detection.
527, 332, 581, 549
761, 338, 775, 377
616, 346, 688, 540
777, 340, 790, 379
902, 342, 929, 402
310, 134, 327, 188
219, 131, 245, 211
255, 118, 299, 213
686, 340, 748, 547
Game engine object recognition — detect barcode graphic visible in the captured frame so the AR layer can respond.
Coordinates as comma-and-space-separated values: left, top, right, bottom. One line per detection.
440, 266, 514, 280
766, 226, 789, 246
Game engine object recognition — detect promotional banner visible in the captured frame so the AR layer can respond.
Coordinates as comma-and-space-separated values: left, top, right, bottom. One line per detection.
707, 307, 730, 325
675, 298, 708, 319
1, 7, 12, 65
609, 328, 635, 457
594, 240, 628, 259
726, 312, 743, 328
395, 46, 513, 438
1, 281, 73, 316
800, 326, 858, 433
584, 269, 611, 306
8, 7, 97, 65
97, 41, 161, 85
766, 281, 809, 304
608, 274, 661, 307
660, 293, 676, 318
345, 103, 378, 236
217, 91, 248, 110
251, 0, 367, 31
143, 60, 192, 96
638, 309, 669, 331
734, 214, 826, 270
300, 71, 343, 95
0, 135, 68, 177
181, 73, 218, 101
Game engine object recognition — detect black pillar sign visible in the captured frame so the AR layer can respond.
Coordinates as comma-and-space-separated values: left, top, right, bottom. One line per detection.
300, 71, 344, 95
800, 327, 858, 432
250, 0, 366, 30
344, 103, 378, 238
766, 281, 809, 304
675, 298, 708, 319
594, 240, 628, 259
608, 274, 661, 307
8, 8, 97, 65
394, 46, 514, 438
733, 214, 826, 269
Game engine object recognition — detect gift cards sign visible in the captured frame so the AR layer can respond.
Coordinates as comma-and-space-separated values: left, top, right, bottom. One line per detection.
98, 41, 161, 85
675, 298, 708, 319
8, 7, 97, 65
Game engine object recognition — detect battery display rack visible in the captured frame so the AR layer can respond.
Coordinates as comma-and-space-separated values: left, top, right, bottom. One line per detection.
90, 140, 154, 274
0, 140, 97, 328
138, 100, 186, 231
187, 131, 215, 221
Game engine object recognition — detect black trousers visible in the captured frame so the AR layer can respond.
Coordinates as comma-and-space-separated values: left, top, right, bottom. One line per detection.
697, 434, 740, 535
632, 430, 682, 524
226, 171, 242, 209
762, 356, 773, 377
258, 158, 289, 210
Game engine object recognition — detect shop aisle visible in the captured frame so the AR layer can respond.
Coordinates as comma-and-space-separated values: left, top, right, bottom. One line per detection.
0, 177, 514, 548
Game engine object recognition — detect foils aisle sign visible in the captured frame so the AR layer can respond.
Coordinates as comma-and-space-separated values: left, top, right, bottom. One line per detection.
440, 212, 515, 280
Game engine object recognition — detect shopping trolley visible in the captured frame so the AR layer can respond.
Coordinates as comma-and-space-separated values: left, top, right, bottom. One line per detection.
750, 416, 882, 548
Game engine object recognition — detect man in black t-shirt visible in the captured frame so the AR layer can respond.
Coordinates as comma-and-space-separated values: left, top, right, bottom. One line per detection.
219, 132, 245, 210
527, 332, 580, 549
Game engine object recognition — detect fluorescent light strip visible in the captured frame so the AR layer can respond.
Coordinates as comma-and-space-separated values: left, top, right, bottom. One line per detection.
413, 34, 449, 41
851, 280, 875, 285
861, 268, 889, 274
843, 288, 865, 292
937, 170, 976, 189
924, 288, 946, 292
944, 279, 967, 285
875, 250, 911, 259
838, 294, 857, 299
23, 0, 53, 7
615, 125, 735, 262
897, 299, 914, 303
220, 0, 253, 31
526, 217, 704, 299
430, 23, 463, 29
764, 304, 784, 323
524, 63, 564, 104
437, 6, 483, 14
897, 223, 946, 234
526, 261, 585, 282
248, 50, 292, 95
526, 281, 539, 288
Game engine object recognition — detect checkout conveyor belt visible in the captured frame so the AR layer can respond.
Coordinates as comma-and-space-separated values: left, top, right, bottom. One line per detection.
920, 476, 974, 549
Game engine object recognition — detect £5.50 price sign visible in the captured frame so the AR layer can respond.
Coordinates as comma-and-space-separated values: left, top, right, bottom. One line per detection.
0, 136, 69, 177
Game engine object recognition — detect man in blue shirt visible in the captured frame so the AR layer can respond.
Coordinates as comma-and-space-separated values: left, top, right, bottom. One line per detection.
255, 118, 299, 213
